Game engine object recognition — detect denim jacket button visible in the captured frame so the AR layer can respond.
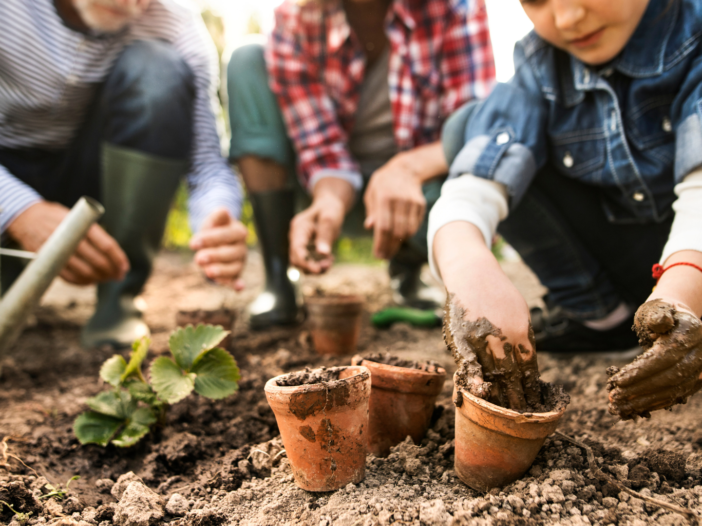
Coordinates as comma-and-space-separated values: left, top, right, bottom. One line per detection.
495, 132, 510, 145
662, 117, 672, 133
563, 152, 574, 168
583, 68, 591, 83
632, 192, 645, 202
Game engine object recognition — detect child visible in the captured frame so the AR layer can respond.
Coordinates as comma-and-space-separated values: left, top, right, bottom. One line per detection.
430, 0, 702, 420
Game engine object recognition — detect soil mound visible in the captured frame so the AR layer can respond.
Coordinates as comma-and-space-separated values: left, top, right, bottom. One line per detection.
360, 352, 442, 372
274, 366, 343, 386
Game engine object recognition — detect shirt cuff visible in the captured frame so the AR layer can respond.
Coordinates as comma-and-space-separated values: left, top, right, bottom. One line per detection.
660, 169, 702, 263
308, 169, 363, 194
449, 135, 537, 207
0, 167, 43, 234
427, 174, 509, 283
675, 113, 702, 182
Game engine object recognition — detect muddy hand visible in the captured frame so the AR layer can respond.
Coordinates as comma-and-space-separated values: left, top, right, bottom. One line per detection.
608, 299, 702, 420
443, 295, 541, 411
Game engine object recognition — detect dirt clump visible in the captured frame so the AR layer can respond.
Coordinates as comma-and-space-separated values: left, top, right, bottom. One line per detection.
113, 479, 164, 526
274, 366, 343, 386
359, 352, 442, 372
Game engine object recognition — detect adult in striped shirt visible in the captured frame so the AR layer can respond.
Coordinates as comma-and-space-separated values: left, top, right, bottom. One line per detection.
0, 0, 247, 348
226, 0, 495, 329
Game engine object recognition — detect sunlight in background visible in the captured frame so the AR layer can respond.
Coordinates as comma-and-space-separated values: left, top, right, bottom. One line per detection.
195, 0, 533, 82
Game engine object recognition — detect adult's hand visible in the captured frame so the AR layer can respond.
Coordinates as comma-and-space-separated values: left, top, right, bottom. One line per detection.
364, 158, 426, 260
608, 299, 702, 420
437, 222, 541, 411
6, 201, 129, 285
289, 179, 354, 274
190, 207, 248, 291
364, 142, 447, 260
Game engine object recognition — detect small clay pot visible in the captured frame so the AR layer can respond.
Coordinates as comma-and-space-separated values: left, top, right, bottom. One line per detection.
351, 355, 446, 457
264, 366, 371, 492
305, 295, 364, 356
175, 308, 235, 347
453, 372, 567, 491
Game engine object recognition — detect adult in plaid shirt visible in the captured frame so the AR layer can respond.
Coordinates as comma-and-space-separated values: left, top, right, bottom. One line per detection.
227, 0, 495, 329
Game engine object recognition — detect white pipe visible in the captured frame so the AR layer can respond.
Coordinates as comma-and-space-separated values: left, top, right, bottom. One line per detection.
0, 197, 104, 354
0, 248, 37, 260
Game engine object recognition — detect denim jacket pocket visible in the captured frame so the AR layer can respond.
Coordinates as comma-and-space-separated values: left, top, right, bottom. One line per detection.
549, 129, 606, 181
626, 95, 676, 151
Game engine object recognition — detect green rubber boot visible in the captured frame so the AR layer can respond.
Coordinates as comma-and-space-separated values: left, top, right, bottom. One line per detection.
81, 144, 185, 349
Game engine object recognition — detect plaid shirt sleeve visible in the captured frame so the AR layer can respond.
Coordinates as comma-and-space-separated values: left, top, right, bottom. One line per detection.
439, 0, 495, 118
266, 3, 361, 193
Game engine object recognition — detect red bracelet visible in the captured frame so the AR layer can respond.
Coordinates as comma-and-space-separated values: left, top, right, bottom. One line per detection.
652, 262, 702, 282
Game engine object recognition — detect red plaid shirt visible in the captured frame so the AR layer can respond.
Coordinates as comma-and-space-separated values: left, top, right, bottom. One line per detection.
266, 0, 495, 191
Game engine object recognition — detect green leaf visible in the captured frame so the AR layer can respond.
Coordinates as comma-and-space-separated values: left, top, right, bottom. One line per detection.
85, 390, 135, 419
150, 357, 195, 404
127, 381, 158, 405
73, 411, 123, 446
121, 336, 150, 382
111, 408, 156, 447
100, 355, 127, 387
168, 325, 229, 370
192, 348, 240, 400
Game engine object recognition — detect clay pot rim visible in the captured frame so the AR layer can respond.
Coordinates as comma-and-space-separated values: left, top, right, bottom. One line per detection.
351, 356, 446, 378
304, 294, 364, 306
458, 387, 567, 424
264, 365, 370, 395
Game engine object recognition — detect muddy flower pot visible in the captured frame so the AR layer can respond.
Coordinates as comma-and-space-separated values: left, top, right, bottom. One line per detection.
264, 366, 371, 492
351, 355, 446, 457
305, 295, 364, 356
453, 372, 567, 491
176, 308, 235, 348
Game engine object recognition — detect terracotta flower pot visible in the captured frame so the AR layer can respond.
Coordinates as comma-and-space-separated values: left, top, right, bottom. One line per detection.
453, 372, 567, 491
175, 308, 235, 348
264, 366, 371, 492
351, 355, 446, 457
305, 295, 364, 356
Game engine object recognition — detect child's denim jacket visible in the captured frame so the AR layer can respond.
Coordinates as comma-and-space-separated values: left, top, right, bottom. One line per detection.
449, 0, 702, 224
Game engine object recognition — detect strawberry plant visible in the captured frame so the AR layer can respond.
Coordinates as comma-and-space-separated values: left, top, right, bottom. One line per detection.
74, 325, 239, 447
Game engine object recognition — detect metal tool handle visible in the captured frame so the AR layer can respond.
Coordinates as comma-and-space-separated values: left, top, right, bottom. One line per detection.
0, 197, 104, 354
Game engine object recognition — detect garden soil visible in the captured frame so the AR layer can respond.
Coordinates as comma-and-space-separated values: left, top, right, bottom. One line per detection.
2, 250, 702, 525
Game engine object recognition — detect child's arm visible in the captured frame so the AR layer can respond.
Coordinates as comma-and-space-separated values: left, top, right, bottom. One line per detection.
608, 171, 702, 420
431, 175, 540, 411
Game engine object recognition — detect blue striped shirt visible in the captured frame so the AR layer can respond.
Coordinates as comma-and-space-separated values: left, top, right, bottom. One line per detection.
0, 0, 242, 234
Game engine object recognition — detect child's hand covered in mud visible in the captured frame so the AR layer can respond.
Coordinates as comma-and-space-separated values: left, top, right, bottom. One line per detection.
443, 294, 542, 412
608, 299, 702, 420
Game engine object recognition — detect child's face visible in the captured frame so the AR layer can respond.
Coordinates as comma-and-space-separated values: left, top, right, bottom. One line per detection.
520, 0, 651, 65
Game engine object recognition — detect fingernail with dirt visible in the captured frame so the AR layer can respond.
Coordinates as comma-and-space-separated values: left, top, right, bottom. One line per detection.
264, 366, 371, 492
443, 294, 570, 490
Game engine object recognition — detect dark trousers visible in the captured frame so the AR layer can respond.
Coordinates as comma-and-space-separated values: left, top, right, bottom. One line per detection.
1, 40, 196, 291
443, 102, 672, 321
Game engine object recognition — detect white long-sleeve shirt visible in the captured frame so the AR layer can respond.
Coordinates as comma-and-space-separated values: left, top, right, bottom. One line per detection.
0, 0, 242, 234
427, 170, 702, 282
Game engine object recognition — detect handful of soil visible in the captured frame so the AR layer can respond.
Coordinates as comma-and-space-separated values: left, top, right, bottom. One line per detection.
358, 352, 442, 373
607, 299, 702, 420
305, 233, 326, 262
443, 295, 568, 413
